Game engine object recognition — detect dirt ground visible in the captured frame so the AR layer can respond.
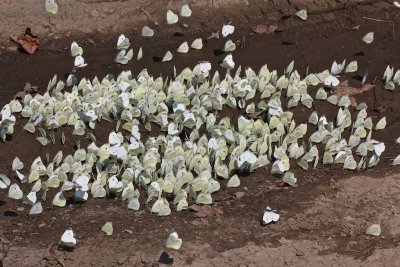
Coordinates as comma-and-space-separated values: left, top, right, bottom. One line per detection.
1, 0, 400, 266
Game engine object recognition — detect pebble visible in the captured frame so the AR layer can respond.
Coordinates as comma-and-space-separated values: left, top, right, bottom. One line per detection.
17, 207, 25, 211
90, 9, 100, 18
295, 250, 305, 257
235, 192, 245, 199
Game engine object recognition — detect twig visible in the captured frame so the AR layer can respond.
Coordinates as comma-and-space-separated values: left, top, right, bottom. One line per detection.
363, 16, 396, 40
48, 243, 66, 267
140, 7, 151, 21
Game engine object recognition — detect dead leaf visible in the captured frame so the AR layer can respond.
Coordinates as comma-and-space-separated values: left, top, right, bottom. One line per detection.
373, 105, 386, 113
207, 31, 220, 40
234, 192, 245, 199
14, 82, 39, 100
253, 24, 278, 35
10, 28, 39, 55
334, 80, 374, 106
189, 205, 223, 218
275, 181, 285, 188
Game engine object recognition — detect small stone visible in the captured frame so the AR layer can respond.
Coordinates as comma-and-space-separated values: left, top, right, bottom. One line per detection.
124, 229, 133, 235
183, 23, 189, 28
295, 250, 305, 257
6, 46, 18, 52
235, 192, 245, 199
39, 223, 46, 228
17, 207, 25, 211
90, 9, 100, 17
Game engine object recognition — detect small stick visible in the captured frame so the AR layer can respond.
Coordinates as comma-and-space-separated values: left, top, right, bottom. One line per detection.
362, 16, 396, 40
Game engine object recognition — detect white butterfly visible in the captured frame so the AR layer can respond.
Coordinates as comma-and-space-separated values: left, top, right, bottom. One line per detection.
1, 105, 11, 121
177, 42, 189, 53
115, 49, 133, 65
362, 32, 374, 44
12, 157, 24, 171
70, 42, 83, 57
222, 24, 235, 37
199, 61, 211, 73
167, 10, 179, 24
296, 9, 307, 20
61, 229, 77, 248
0, 174, 10, 189
324, 75, 340, 86
117, 34, 130, 50
131, 125, 141, 141
262, 207, 280, 225
137, 47, 143, 61
24, 191, 37, 205
374, 142, 385, 156
74, 174, 90, 192
180, 4, 192, 17
166, 232, 182, 250
74, 55, 87, 68
45, 0, 58, 15
221, 54, 235, 70
168, 122, 180, 135
108, 131, 122, 146
142, 26, 154, 37
162, 51, 173, 62
8, 184, 23, 200
394, 1, 400, 8
330, 59, 346, 75
191, 38, 203, 50
108, 176, 123, 193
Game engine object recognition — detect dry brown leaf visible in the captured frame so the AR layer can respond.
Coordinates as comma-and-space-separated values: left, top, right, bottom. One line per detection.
189, 204, 223, 218
10, 28, 39, 55
14, 82, 39, 100
207, 31, 220, 40
334, 80, 374, 97
334, 80, 374, 106
253, 24, 278, 35
373, 105, 387, 113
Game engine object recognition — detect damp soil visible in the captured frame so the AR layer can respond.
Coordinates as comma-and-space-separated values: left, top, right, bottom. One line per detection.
1, 0, 400, 266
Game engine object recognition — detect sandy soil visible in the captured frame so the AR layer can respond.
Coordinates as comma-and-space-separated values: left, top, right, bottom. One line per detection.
1, 0, 400, 266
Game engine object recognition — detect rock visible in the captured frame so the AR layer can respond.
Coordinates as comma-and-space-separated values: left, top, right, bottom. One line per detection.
235, 192, 245, 199
295, 250, 305, 257
90, 9, 100, 18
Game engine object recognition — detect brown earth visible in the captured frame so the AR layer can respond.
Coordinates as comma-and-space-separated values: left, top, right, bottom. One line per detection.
1, 0, 400, 266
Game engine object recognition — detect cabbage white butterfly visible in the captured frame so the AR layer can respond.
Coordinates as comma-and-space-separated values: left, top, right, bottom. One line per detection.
223, 39, 236, 52
191, 38, 203, 50
324, 75, 340, 86
222, 24, 235, 37
70, 42, 83, 57
115, 49, 133, 65
12, 157, 24, 171
221, 54, 235, 70
162, 51, 173, 62
137, 47, 143, 61
8, 184, 23, 199
74, 55, 87, 68
141, 26, 154, 37
296, 9, 307, 20
0, 173, 10, 189
166, 10, 179, 24
45, 0, 58, 15
61, 229, 77, 248
116, 34, 130, 50
362, 32, 374, 44
177, 41, 189, 53
166, 232, 182, 250
180, 4, 192, 17
262, 207, 279, 225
